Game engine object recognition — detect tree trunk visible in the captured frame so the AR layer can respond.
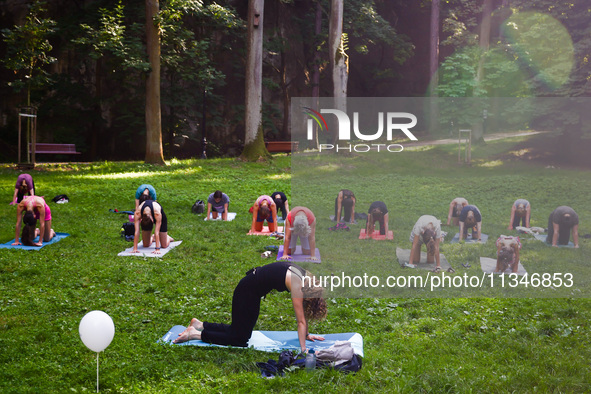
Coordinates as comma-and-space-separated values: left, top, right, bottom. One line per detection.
329, 0, 347, 143
144, 0, 165, 165
473, 0, 493, 142
309, 0, 322, 149
429, 0, 440, 134
241, 0, 270, 161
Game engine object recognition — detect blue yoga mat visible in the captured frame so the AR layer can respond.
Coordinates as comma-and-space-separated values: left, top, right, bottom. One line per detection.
450, 233, 489, 244
0, 232, 70, 250
160, 325, 364, 356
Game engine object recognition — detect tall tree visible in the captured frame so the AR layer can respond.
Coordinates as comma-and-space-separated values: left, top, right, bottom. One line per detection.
329, 0, 347, 101
145, 0, 165, 165
241, 0, 270, 161
429, 0, 440, 133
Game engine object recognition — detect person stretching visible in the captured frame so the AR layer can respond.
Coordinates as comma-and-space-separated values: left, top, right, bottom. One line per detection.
174, 261, 327, 354
132, 196, 173, 254
13, 196, 55, 246
250, 195, 278, 233
12, 173, 35, 204
280, 206, 318, 261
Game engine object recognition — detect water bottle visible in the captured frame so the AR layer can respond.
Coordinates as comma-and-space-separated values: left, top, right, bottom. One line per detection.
305, 349, 316, 372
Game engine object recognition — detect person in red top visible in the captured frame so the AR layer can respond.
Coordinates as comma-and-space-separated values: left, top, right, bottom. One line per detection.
280, 206, 318, 261
250, 195, 278, 233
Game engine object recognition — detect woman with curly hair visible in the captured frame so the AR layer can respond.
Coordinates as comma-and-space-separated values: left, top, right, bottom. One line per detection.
407, 215, 443, 271
174, 261, 327, 353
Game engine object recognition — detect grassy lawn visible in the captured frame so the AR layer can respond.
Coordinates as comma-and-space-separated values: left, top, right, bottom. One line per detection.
1, 135, 591, 392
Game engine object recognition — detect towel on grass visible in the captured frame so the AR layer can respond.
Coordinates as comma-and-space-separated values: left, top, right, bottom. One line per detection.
118, 240, 182, 257
0, 232, 70, 250
248, 226, 284, 235
533, 233, 575, 248
450, 233, 489, 244
160, 325, 364, 357
359, 229, 393, 240
204, 212, 237, 221
480, 257, 527, 276
276, 245, 321, 263
395, 247, 452, 271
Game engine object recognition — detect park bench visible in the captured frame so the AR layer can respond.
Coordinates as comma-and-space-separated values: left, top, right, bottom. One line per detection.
265, 141, 299, 154
29, 143, 81, 155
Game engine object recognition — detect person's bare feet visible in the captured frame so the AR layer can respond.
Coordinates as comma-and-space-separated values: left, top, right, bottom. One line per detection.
190, 318, 204, 331
173, 325, 201, 343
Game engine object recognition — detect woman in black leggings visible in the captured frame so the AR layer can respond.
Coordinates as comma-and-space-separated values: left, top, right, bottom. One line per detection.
174, 261, 327, 353
132, 196, 173, 254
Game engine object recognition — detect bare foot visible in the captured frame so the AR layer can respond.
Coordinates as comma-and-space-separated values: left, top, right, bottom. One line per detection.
173, 325, 201, 343
190, 318, 204, 331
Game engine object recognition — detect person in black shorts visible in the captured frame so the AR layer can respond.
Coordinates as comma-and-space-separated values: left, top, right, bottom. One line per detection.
334, 189, 356, 224
547, 206, 579, 247
132, 195, 173, 254
458, 205, 482, 241
366, 201, 389, 236
173, 261, 327, 353
271, 191, 289, 221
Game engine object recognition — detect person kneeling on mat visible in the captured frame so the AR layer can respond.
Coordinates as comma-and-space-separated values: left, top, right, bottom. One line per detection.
135, 184, 157, 209
458, 205, 482, 242
335, 189, 356, 224
271, 191, 289, 221
251, 195, 278, 233
446, 197, 468, 226
174, 261, 327, 354
366, 201, 389, 237
12, 173, 35, 204
206, 190, 230, 221
546, 206, 579, 248
13, 196, 56, 246
132, 195, 173, 254
407, 215, 442, 271
496, 235, 521, 273
280, 206, 318, 261
508, 199, 531, 230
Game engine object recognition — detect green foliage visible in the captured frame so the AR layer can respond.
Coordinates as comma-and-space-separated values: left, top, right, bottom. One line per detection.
1, 0, 57, 104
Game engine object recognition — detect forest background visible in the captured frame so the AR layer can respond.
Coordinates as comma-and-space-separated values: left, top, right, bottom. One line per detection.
0, 0, 590, 163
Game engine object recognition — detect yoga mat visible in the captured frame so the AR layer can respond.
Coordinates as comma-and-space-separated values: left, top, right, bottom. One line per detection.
276, 245, 321, 263
248, 226, 284, 235
480, 257, 527, 276
533, 233, 575, 248
359, 229, 393, 240
450, 233, 489, 244
204, 212, 237, 221
118, 240, 182, 257
0, 232, 70, 250
395, 247, 452, 271
160, 325, 364, 357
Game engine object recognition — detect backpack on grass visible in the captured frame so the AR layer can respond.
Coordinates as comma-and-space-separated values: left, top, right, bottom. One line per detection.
192, 200, 205, 214
120, 222, 134, 241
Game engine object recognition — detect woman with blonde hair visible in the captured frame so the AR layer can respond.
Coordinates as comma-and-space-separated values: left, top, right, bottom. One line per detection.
280, 206, 317, 261
174, 261, 327, 353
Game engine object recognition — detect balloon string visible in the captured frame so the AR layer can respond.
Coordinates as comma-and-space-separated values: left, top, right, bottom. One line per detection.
96, 352, 99, 393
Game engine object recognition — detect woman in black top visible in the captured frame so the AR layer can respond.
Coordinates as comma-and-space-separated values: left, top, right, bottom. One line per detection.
366, 201, 389, 236
174, 261, 327, 353
335, 189, 356, 223
132, 196, 173, 254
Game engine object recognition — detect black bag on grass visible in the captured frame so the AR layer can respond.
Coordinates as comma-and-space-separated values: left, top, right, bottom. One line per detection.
120, 222, 134, 241
192, 199, 205, 214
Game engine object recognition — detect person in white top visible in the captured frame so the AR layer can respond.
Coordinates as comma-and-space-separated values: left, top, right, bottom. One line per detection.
407, 215, 443, 271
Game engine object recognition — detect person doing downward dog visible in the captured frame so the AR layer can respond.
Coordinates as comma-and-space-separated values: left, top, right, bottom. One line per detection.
251, 195, 278, 233
508, 199, 531, 230
366, 201, 389, 236
407, 215, 442, 270
280, 206, 318, 261
334, 189, 356, 224
13, 196, 56, 246
496, 235, 521, 273
135, 184, 157, 209
206, 190, 230, 221
174, 261, 327, 353
133, 196, 173, 254
546, 206, 579, 248
12, 173, 35, 204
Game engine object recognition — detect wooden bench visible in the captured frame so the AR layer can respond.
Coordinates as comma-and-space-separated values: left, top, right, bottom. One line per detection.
29, 143, 81, 155
265, 141, 299, 153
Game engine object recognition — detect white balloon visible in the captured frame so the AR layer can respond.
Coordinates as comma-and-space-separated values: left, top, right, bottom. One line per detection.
79, 311, 115, 352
